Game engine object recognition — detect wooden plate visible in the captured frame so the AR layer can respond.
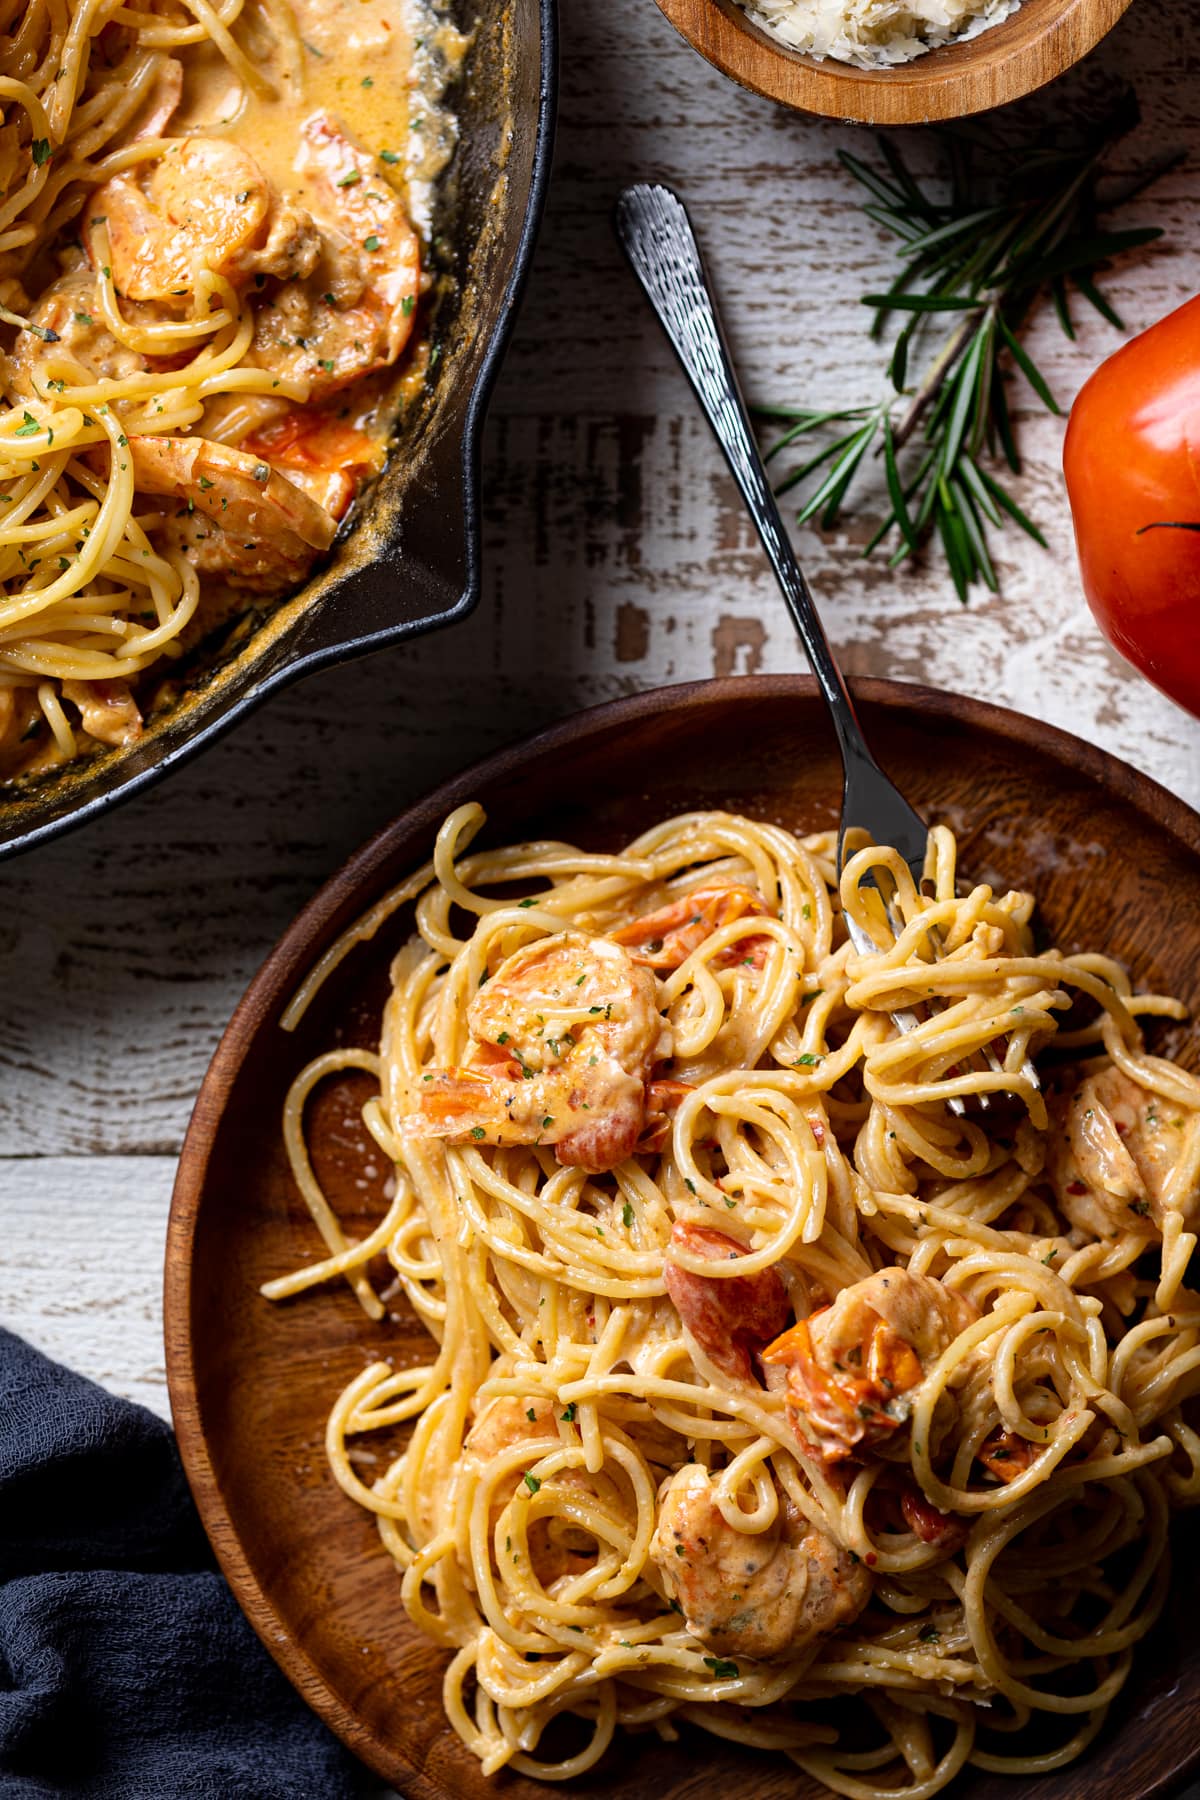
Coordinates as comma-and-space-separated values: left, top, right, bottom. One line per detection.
166, 675, 1200, 1800
652, 0, 1137, 125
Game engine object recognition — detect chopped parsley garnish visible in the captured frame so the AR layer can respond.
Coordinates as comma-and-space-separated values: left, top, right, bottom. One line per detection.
526, 1407, 536, 1422
401, 294, 416, 317
703, 1657, 739, 1678
795, 1052, 823, 1067
32, 138, 51, 166
336, 168, 361, 187
518, 897, 536, 908
561, 1403, 576, 1423
363, 234, 381, 252
380, 148, 400, 164
471, 1127, 486, 1140
622, 1201, 634, 1229
14, 411, 40, 438
73, 310, 93, 326
523, 1472, 541, 1495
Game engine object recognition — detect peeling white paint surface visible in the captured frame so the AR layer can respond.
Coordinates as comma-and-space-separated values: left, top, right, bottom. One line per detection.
1, 12, 1200, 1790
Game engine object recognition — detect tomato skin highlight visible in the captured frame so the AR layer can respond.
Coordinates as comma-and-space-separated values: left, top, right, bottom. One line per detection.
1063, 293, 1200, 719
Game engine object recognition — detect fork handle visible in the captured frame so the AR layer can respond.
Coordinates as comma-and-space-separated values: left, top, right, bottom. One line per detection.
614, 181, 874, 780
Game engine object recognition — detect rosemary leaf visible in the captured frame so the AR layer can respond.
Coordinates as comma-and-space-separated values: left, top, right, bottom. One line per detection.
882, 418, 915, 552
995, 314, 1060, 414
862, 293, 983, 313
976, 464, 1049, 547
958, 455, 1003, 529
952, 474, 999, 592
1074, 272, 1124, 330
759, 94, 1171, 598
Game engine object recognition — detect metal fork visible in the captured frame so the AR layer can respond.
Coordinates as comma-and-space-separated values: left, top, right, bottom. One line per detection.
613, 181, 1036, 1111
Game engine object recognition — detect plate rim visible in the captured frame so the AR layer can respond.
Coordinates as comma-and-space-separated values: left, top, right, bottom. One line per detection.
164, 672, 1200, 1795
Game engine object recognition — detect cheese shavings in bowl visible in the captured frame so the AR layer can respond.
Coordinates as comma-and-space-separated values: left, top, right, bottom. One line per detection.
738, 0, 1021, 66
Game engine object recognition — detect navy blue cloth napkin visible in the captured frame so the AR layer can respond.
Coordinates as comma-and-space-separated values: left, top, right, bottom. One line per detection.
0, 1328, 363, 1799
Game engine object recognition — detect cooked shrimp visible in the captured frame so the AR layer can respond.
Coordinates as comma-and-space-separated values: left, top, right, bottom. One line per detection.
241, 407, 382, 520
10, 271, 146, 397
59, 678, 142, 748
84, 138, 319, 303
650, 1464, 871, 1662
244, 115, 420, 401
1047, 1064, 1200, 1239
129, 434, 337, 595
762, 1270, 979, 1463
402, 932, 670, 1174
465, 1397, 630, 1587
663, 1223, 792, 1384
613, 884, 771, 972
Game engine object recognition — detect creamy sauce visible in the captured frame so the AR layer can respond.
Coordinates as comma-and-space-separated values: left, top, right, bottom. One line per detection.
174, 0, 464, 242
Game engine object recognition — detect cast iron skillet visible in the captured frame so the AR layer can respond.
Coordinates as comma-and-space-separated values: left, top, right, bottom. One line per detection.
0, 0, 558, 863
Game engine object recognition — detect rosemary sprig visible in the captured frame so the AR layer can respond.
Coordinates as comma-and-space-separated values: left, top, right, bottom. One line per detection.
760, 96, 1177, 601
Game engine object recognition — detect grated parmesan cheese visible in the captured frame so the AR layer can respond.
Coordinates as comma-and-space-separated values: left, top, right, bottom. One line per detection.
738, 0, 1021, 67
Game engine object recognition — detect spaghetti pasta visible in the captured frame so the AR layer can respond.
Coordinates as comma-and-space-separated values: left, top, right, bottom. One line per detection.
0, 0, 457, 780
266, 803, 1200, 1794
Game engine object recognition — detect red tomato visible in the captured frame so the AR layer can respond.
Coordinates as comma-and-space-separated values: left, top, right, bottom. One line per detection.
1063, 294, 1200, 719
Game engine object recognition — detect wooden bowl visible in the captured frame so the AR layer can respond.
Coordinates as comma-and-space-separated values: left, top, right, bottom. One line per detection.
166, 675, 1200, 1800
652, 0, 1136, 124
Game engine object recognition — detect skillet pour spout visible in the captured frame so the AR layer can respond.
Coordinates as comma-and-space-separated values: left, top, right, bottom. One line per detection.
0, 0, 558, 864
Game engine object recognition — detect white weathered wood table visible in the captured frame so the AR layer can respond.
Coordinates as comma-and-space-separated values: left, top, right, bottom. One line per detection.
2, 0, 1200, 1782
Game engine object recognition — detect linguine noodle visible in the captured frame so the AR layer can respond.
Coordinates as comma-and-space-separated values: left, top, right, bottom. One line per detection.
265, 803, 1200, 1794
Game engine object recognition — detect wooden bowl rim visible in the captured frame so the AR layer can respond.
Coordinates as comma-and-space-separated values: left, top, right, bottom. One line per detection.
165, 672, 1200, 1795
652, 0, 1137, 123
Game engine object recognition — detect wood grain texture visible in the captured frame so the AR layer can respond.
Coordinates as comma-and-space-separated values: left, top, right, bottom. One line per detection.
167, 676, 1200, 1800
0, 1157, 174, 1417
0, 0, 1198, 1506
653, 0, 1136, 124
